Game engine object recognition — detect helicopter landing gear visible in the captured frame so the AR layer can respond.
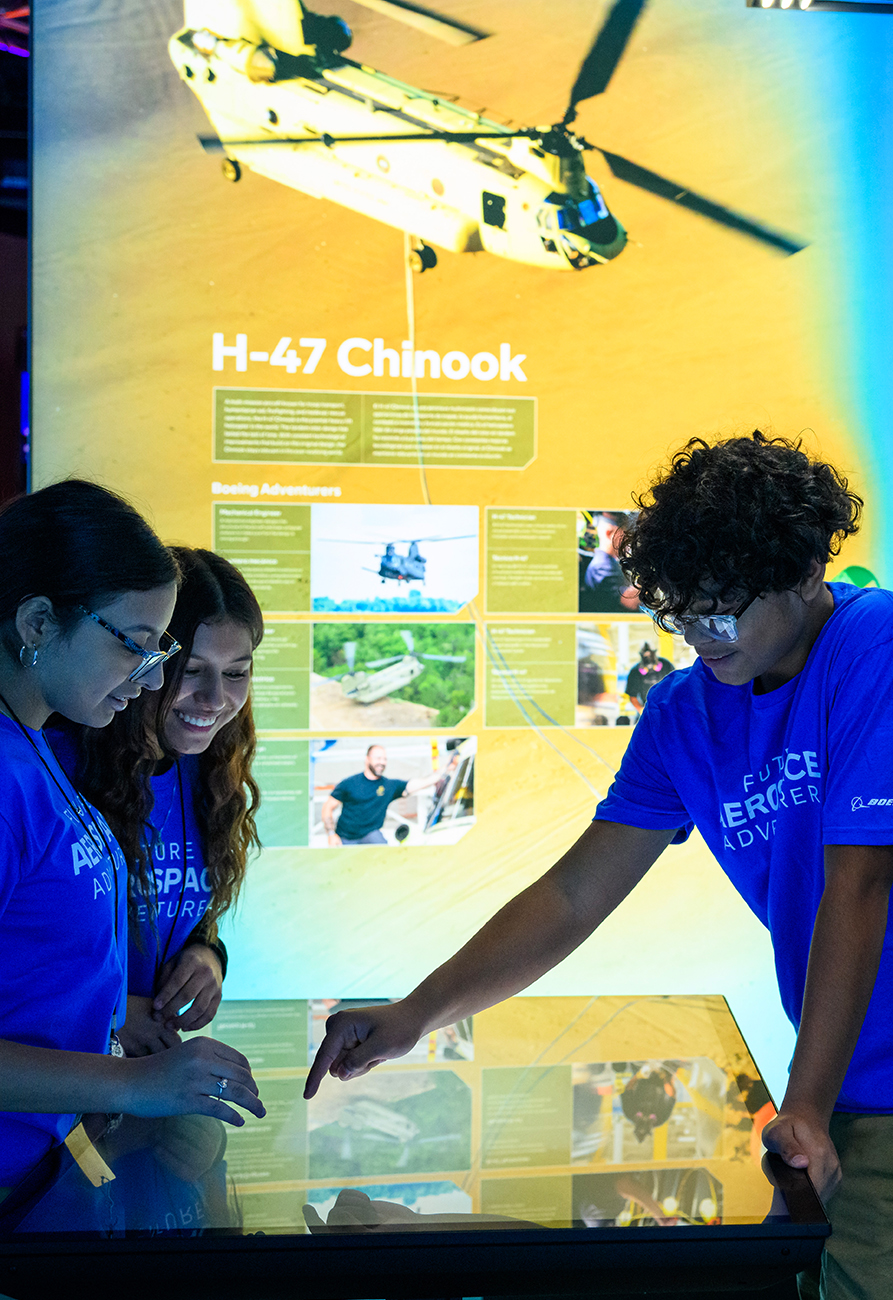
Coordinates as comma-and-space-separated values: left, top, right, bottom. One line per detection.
407, 242, 437, 273
221, 158, 242, 183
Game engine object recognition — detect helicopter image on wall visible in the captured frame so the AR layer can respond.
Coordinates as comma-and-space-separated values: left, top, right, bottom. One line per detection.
169, 0, 806, 274
333, 630, 467, 705
321, 533, 476, 584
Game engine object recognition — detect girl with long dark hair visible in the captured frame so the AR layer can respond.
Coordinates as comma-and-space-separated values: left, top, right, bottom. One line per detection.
0, 484, 263, 1196
66, 548, 264, 1056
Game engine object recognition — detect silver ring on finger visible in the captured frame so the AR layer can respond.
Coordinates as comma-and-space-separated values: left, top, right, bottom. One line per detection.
215, 1077, 228, 1099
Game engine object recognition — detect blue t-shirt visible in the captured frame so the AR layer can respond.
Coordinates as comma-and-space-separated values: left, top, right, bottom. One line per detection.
129, 758, 213, 997
0, 715, 127, 1186
595, 583, 893, 1112
332, 772, 408, 840
45, 732, 214, 998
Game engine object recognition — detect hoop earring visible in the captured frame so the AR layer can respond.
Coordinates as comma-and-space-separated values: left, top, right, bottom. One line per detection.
19, 644, 38, 669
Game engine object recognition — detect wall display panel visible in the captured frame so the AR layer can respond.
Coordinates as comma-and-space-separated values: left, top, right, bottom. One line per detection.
31, 0, 893, 1098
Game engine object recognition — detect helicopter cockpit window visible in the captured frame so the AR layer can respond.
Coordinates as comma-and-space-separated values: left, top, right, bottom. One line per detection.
556, 184, 609, 232
554, 183, 618, 246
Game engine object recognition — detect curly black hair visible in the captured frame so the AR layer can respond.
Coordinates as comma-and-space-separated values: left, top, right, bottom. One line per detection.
620, 430, 863, 625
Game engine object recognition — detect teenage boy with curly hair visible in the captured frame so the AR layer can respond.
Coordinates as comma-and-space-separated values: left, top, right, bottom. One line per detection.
307, 431, 891, 1300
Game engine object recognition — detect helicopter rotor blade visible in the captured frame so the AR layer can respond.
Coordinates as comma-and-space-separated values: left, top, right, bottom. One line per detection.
595, 147, 808, 255
199, 131, 534, 151
399, 630, 415, 654
349, 0, 490, 46
365, 654, 407, 668
420, 653, 467, 663
564, 0, 649, 121
398, 534, 478, 543
343, 641, 357, 673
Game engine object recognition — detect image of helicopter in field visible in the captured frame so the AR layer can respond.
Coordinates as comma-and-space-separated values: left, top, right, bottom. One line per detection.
332, 630, 466, 704
311, 504, 479, 613
311, 622, 475, 728
169, 0, 805, 274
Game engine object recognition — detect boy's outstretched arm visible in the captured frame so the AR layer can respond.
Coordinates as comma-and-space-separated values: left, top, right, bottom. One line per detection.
304, 820, 677, 1098
763, 843, 893, 1201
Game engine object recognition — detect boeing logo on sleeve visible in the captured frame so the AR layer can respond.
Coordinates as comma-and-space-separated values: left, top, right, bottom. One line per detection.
851, 797, 893, 811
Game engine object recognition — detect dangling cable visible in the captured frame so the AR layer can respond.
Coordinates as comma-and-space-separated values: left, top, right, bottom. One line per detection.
404, 231, 432, 507
401, 233, 617, 797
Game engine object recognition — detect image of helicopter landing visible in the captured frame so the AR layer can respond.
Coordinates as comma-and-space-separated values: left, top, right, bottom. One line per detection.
311, 503, 479, 613
311, 624, 475, 730
306, 1067, 472, 1178
170, 0, 805, 273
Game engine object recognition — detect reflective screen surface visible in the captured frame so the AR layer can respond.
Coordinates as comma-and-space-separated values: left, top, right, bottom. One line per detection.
1, 996, 826, 1241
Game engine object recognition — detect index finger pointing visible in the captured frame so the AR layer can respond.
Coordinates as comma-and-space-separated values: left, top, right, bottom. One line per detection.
304, 1034, 345, 1099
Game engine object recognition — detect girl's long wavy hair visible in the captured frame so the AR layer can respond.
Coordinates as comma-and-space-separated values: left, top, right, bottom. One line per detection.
77, 548, 264, 936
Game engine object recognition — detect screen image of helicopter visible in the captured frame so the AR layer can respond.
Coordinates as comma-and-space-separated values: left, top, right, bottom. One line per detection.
169, 0, 806, 275
311, 503, 479, 613
305, 1056, 471, 1178
310, 622, 475, 730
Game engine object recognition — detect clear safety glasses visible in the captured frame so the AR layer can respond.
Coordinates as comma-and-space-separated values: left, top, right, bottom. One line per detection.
664, 592, 760, 643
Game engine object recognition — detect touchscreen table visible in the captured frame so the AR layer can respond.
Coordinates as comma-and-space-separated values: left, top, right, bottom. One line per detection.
0, 994, 828, 1299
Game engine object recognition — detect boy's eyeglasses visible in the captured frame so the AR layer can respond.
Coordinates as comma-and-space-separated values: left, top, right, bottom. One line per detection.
664, 593, 760, 642
77, 606, 181, 681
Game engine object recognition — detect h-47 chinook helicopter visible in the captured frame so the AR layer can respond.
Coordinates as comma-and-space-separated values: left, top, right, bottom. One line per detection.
321, 532, 476, 584
169, 0, 805, 274
333, 630, 466, 705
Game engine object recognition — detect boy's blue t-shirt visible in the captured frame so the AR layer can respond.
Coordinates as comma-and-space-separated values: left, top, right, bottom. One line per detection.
595, 583, 893, 1113
0, 716, 128, 1186
128, 757, 213, 997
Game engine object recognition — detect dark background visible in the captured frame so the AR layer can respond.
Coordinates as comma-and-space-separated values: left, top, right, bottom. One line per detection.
0, 10, 28, 504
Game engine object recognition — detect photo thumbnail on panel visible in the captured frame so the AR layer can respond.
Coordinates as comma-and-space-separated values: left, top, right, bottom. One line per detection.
310, 735, 476, 848
572, 1059, 727, 1167
571, 1168, 723, 1230
577, 509, 639, 615
485, 507, 642, 617
306, 1181, 472, 1225
311, 622, 475, 731
305, 1061, 473, 1181
577, 619, 696, 727
309, 1001, 473, 1065
311, 504, 479, 614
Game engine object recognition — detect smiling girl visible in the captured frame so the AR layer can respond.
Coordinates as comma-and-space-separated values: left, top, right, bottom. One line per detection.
0, 486, 264, 1196
59, 548, 264, 1057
